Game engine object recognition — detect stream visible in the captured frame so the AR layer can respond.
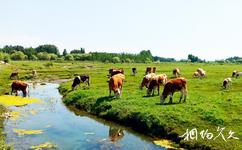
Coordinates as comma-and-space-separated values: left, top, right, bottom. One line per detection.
4, 83, 166, 150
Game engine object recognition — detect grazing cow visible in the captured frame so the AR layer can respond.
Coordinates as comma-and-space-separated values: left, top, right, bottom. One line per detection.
10, 72, 19, 80
222, 78, 232, 89
232, 70, 242, 78
160, 77, 187, 104
193, 71, 200, 78
152, 67, 156, 73
140, 73, 156, 89
197, 68, 206, 78
132, 68, 137, 76
11, 80, 29, 97
72, 75, 90, 90
109, 127, 124, 142
147, 74, 167, 96
32, 70, 37, 77
108, 68, 124, 77
109, 73, 125, 97
145, 67, 152, 75
172, 68, 181, 78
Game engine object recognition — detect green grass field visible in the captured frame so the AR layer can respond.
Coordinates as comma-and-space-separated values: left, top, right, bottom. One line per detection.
1, 61, 242, 149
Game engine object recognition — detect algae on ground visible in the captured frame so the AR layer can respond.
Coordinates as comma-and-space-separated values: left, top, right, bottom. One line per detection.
153, 139, 181, 149
13, 129, 43, 136
0, 95, 42, 107
30, 142, 57, 150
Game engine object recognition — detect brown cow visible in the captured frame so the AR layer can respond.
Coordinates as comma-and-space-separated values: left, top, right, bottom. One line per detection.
172, 68, 181, 78
147, 74, 167, 96
145, 67, 152, 75
108, 68, 124, 77
11, 80, 29, 97
109, 73, 125, 97
10, 72, 19, 80
160, 77, 187, 104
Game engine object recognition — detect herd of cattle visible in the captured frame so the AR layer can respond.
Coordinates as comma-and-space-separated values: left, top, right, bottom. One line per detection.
8, 67, 242, 104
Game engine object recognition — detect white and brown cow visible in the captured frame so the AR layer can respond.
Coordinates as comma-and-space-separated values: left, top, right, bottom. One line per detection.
11, 80, 29, 97
146, 74, 167, 96
172, 68, 181, 78
160, 77, 187, 104
222, 78, 232, 89
232, 70, 242, 78
197, 68, 206, 78
140, 73, 156, 89
145, 67, 152, 75
72, 75, 90, 90
109, 73, 125, 98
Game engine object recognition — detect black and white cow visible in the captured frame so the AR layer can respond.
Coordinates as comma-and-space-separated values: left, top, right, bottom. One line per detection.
72, 75, 90, 90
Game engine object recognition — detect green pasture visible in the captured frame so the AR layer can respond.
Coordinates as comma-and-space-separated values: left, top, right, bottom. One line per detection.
0, 61, 242, 149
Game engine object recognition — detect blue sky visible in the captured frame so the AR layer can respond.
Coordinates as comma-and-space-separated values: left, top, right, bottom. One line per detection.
1, 0, 242, 60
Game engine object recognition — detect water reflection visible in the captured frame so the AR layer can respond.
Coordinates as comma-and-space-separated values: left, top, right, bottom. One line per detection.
109, 127, 124, 142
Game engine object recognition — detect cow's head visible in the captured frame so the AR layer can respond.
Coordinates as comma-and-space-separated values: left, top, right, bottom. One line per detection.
232, 71, 237, 77
114, 88, 121, 97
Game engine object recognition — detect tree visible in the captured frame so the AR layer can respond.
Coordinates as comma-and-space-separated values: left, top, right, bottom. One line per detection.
10, 51, 27, 60
188, 54, 202, 62
112, 57, 120, 63
64, 54, 74, 61
63, 49, 67, 56
70, 48, 85, 54
49, 53, 58, 60
35, 44, 60, 55
37, 52, 51, 60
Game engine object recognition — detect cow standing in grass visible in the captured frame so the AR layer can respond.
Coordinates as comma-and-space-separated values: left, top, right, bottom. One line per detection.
160, 77, 187, 104
232, 70, 242, 78
222, 78, 232, 89
10, 72, 19, 80
11, 80, 29, 97
172, 68, 181, 78
32, 70, 37, 77
109, 73, 125, 98
140, 73, 156, 89
132, 68, 137, 76
108, 68, 124, 77
72, 75, 90, 90
152, 67, 156, 73
147, 74, 167, 96
197, 68, 206, 78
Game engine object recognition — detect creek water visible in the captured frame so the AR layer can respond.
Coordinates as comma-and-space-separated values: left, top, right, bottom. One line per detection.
4, 83, 166, 150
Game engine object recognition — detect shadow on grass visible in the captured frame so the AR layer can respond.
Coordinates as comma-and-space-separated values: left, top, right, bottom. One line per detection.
155, 102, 183, 106
95, 96, 116, 105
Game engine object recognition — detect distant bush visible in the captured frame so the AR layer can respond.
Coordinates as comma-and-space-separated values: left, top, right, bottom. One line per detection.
10, 51, 27, 60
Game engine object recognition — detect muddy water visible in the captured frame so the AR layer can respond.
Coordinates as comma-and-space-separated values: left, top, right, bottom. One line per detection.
4, 83, 166, 150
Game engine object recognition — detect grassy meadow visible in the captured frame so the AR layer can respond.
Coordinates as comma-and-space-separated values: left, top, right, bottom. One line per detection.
0, 61, 242, 149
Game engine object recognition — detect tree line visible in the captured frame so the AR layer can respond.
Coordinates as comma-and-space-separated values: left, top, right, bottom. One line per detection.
0, 44, 156, 63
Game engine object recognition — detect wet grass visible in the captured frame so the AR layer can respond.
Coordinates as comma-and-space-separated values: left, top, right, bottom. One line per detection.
1, 61, 242, 149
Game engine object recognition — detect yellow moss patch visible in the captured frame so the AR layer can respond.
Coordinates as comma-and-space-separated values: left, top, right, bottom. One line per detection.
13, 129, 43, 136
30, 142, 57, 150
9, 111, 20, 121
153, 139, 181, 149
0, 95, 42, 107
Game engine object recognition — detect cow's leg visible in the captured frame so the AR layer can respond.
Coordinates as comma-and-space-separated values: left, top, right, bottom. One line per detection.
183, 88, 188, 102
157, 85, 160, 95
23, 90, 27, 97
169, 94, 173, 104
179, 91, 183, 103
